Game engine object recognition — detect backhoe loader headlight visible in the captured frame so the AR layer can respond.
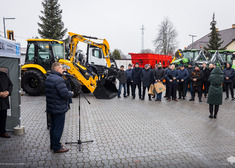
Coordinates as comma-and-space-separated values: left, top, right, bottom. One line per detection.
104, 69, 108, 75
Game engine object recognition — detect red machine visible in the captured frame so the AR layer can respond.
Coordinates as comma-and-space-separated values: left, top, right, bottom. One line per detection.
129, 53, 172, 68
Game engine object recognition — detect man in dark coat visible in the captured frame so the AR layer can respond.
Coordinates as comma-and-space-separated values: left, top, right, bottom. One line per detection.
185, 63, 194, 97
190, 65, 204, 102
207, 63, 214, 87
207, 67, 224, 119
131, 62, 142, 99
166, 64, 179, 101
164, 64, 172, 99
201, 62, 209, 98
223, 62, 234, 100
117, 65, 127, 98
0, 71, 13, 138
45, 62, 74, 153
153, 63, 165, 101
141, 64, 154, 100
125, 64, 133, 96
177, 65, 189, 100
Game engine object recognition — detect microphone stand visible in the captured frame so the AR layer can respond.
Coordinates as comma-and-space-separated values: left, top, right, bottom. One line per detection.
65, 90, 93, 151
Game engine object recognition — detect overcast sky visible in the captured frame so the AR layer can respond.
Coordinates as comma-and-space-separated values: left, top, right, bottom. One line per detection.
1, 0, 235, 56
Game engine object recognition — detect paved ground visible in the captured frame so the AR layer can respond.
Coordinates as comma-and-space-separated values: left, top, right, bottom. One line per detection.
1, 91, 235, 168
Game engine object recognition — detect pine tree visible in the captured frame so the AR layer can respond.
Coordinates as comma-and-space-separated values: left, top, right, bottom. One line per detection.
38, 0, 67, 40
204, 13, 225, 50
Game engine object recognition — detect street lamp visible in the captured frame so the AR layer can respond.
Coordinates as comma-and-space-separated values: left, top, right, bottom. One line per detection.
189, 34, 197, 49
3, 17, 15, 38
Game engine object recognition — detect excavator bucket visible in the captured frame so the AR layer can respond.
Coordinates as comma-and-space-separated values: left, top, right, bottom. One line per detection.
93, 79, 118, 99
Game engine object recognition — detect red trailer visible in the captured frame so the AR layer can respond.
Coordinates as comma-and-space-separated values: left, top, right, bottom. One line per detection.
129, 53, 172, 69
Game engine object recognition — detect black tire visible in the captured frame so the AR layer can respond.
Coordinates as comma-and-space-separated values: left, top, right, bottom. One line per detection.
70, 77, 81, 98
82, 85, 91, 93
21, 69, 45, 96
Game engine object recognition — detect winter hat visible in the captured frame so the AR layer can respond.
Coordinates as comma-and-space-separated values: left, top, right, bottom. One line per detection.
128, 64, 132, 66
145, 64, 149, 67
120, 65, 124, 68
135, 62, 139, 65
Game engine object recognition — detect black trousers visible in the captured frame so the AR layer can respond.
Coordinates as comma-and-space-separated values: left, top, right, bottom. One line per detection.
132, 83, 141, 98
50, 113, 65, 152
224, 82, 234, 98
126, 82, 133, 96
202, 80, 208, 96
209, 104, 219, 116
168, 83, 177, 100
165, 82, 169, 97
178, 83, 186, 98
0, 109, 7, 134
192, 86, 202, 99
142, 86, 151, 99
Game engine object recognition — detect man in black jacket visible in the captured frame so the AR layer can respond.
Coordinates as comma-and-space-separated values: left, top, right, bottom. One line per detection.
185, 63, 194, 98
201, 62, 209, 98
223, 62, 234, 100
45, 62, 74, 153
153, 63, 165, 101
141, 64, 154, 100
190, 65, 204, 102
131, 63, 142, 99
117, 65, 127, 98
0, 71, 13, 138
125, 64, 133, 96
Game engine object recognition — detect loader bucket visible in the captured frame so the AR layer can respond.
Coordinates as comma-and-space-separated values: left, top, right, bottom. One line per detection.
93, 79, 118, 99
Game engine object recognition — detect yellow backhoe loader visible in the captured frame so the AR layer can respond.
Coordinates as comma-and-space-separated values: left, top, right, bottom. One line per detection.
21, 32, 118, 99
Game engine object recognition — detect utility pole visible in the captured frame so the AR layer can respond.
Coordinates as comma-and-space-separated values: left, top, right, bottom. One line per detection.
189, 34, 197, 49
3, 17, 15, 38
141, 25, 145, 51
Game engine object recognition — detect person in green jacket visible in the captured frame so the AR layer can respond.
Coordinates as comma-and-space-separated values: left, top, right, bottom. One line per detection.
207, 67, 224, 119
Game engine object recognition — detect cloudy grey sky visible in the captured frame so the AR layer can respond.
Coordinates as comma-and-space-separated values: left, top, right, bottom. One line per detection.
1, 0, 235, 55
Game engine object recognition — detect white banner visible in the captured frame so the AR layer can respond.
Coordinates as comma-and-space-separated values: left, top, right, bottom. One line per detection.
0, 36, 21, 59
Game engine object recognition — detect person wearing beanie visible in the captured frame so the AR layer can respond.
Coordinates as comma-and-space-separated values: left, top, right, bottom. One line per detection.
223, 62, 235, 100
207, 67, 224, 119
125, 64, 133, 96
131, 62, 142, 99
189, 65, 204, 102
117, 65, 127, 98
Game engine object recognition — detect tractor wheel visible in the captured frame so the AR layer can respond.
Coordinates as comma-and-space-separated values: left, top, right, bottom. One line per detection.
82, 85, 91, 93
21, 69, 45, 96
70, 77, 81, 98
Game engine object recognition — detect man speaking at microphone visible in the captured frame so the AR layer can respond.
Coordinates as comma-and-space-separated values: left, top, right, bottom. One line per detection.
45, 62, 74, 153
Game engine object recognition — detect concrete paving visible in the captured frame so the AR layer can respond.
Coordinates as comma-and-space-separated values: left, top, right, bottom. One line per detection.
1, 91, 235, 168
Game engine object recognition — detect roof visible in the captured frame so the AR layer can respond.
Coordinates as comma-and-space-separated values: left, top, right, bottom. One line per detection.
26, 39, 63, 44
187, 27, 235, 49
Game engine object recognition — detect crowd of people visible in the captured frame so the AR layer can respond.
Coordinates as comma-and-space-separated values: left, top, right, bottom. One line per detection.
117, 61, 235, 118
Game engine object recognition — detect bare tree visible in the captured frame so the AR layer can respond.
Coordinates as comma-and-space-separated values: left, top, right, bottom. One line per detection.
140, 49, 154, 53
153, 17, 178, 55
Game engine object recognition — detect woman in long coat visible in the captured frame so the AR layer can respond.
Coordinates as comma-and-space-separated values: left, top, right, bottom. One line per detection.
207, 67, 224, 119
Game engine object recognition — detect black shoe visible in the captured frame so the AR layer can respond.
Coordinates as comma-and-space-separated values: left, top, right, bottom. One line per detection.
127, 94, 129, 96
149, 98, 152, 101
118, 96, 121, 98
214, 115, 217, 119
141, 98, 144, 100
225, 97, 229, 100
199, 98, 202, 102
124, 95, 127, 98
232, 98, 235, 100
189, 98, 194, 101
132, 97, 135, 99
209, 115, 213, 119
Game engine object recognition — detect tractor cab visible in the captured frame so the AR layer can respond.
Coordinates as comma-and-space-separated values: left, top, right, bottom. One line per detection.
25, 39, 65, 71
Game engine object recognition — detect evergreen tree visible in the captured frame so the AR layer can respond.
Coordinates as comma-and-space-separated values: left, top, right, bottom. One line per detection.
204, 13, 225, 50
112, 49, 121, 59
38, 0, 67, 40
